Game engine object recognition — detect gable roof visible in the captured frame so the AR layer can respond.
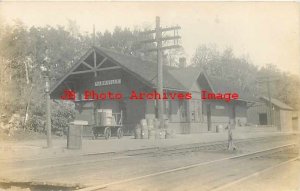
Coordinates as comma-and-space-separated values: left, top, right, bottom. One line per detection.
94, 47, 187, 91
168, 67, 257, 102
260, 96, 293, 110
51, 46, 256, 102
206, 76, 258, 102
168, 67, 202, 90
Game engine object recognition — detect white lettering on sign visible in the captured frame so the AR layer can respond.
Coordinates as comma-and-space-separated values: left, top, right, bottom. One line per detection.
95, 79, 121, 87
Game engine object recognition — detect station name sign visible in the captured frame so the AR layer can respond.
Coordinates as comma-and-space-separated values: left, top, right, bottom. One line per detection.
95, 79, 121, 87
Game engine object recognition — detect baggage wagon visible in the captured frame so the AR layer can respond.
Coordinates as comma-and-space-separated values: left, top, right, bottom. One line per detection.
92, 109, 123, 139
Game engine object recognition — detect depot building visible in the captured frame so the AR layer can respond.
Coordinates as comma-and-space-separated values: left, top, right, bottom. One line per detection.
50, 46, 256, 135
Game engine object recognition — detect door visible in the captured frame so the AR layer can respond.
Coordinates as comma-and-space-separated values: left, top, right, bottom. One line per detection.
179, 100, 187, 122
259, 113, 268, 125
207, 104, 212, 131
179, 100, 188, 133
119, 100, 127, 124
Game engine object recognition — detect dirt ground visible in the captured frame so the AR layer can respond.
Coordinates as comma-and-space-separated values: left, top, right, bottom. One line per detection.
0, 129, 63, 142
225, 158, 300, 191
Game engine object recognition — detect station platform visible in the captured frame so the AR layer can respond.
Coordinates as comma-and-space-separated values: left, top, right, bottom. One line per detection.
0, 130, 298, 162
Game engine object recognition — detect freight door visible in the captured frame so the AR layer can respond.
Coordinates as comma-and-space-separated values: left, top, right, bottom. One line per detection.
207, 104, 212, 131
259, 113, 268, 125
179, 100, 189, 133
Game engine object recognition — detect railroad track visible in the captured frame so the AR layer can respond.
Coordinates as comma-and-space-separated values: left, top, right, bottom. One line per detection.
77, 144, 299, 191
0, 134, 296, 174
116, 134, 296, 157
0, 135, 298, 191
2, 134, 296, 163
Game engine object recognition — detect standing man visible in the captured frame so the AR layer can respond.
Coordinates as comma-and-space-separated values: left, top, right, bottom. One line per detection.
227, 119, 237, 151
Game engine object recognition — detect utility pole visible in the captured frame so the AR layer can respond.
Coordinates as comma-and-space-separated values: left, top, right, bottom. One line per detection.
140, 16, 181, 129
156, 17, 164, 130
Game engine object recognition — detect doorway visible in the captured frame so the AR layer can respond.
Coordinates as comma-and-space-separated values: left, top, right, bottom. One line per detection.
179, 100, 189, 133
259, 113, 268, 125
207, 104, 212, 131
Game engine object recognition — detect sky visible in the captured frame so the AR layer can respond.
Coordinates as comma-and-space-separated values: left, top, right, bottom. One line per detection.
0, 1, 299, 75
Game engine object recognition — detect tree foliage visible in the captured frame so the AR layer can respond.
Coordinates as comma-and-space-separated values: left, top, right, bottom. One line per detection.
0, 21, 159, 135
191, 44, 300, 110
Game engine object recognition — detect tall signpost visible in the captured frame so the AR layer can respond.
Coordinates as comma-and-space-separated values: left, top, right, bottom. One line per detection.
140, 16, 181, 129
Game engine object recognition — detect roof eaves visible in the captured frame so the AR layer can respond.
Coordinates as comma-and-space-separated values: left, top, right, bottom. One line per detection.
260, 96, 293, 110
50, 48, 94, 95
200, 71, 216, 93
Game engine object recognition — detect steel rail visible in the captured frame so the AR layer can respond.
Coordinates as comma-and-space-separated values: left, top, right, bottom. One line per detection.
1, 134, 294, 163
1, 135, 295, 174
77, 144, 297, 191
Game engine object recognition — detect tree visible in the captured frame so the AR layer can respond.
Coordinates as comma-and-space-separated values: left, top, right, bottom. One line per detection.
0, 22, 163, 135
191, 44, 219, 68
191, 44, 300, 110
257, 64, 300, 110
0, 22, 88, 134
191, 44, 259, 93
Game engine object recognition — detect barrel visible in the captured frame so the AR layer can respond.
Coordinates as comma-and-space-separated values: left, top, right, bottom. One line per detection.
160, 129, 166, 139
134, 124, 142, 139
153, 119, 160, 129
154, 129, 166, 139
165, 128, 174, 139
140, 119, 147, 127
147, 118, 154, 127
155, 129, 161, 139
140, 119, 148, 139
141, 124, 148, 139
99, 112, 106, 126
216, 125, 223, 133
142, 128, 148, 139
148, 129, 155, 139
98, 109, 113, 126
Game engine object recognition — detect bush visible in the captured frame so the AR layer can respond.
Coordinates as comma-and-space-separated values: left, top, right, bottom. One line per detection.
26, 115, 45, 132
51, 101, 75, 136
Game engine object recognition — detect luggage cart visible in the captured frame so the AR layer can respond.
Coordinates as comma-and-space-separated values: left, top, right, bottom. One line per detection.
92, 109, 123, 140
